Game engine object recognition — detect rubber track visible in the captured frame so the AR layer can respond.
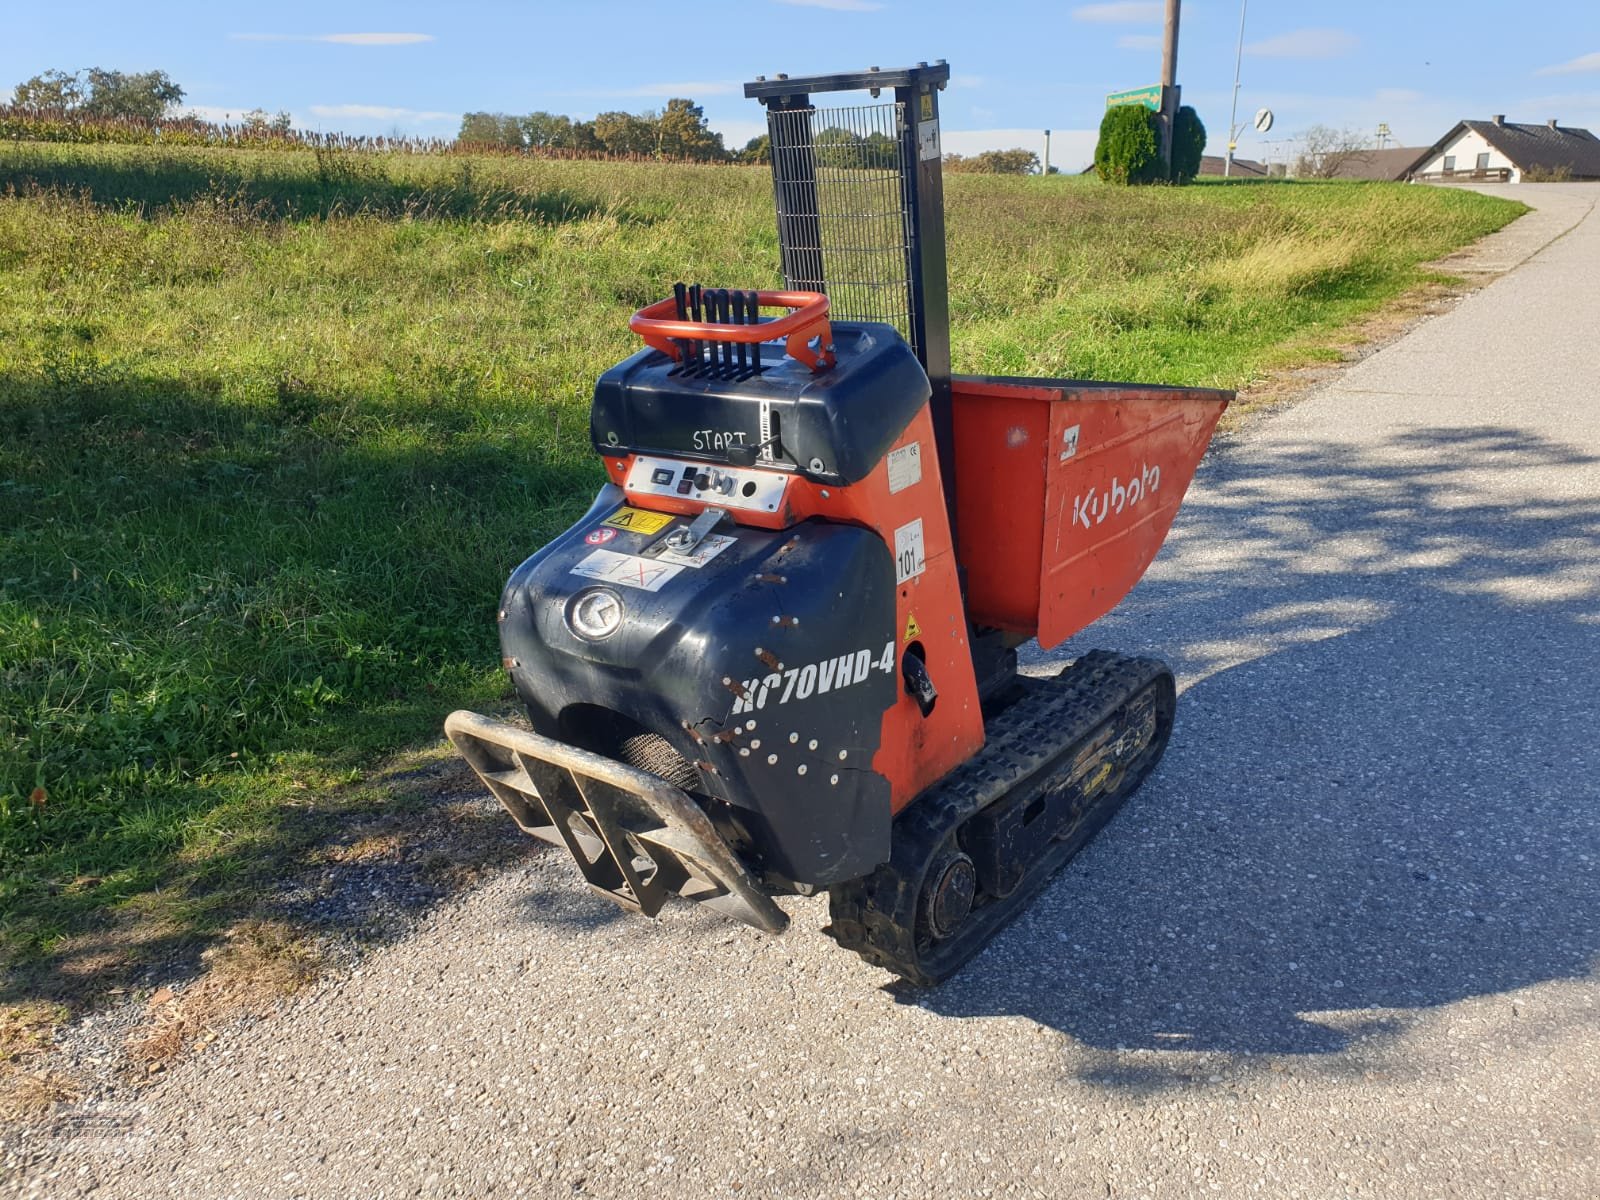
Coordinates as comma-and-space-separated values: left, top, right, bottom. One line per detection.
826, 651, 1174, 985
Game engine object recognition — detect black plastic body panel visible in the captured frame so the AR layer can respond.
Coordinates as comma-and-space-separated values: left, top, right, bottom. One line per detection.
498, 484, 898, 886
589, 322, 928, 486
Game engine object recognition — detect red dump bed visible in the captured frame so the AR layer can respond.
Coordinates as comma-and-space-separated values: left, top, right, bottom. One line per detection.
951, 375, 1230, 649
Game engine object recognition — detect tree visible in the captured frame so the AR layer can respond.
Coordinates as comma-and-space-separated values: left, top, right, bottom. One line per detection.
1094, 104, 1161, 185
521, 111, 598, 149
567, 120, 603, 152
13, 67, 183, 118
654, 98, 726, 161
812, 125, 862, 168
944, 148, 1040, 174
861, 130, 898, 169
243, 108, 293, 134
593, 110, 655, 156
1293, 125, 1369, 179
740, 134, 771, 164
79, 69, 184, 119
457, 98, 721, 160
1172, 106, 1206, 183
458, 111, 524, 148
13, 68, 83, 110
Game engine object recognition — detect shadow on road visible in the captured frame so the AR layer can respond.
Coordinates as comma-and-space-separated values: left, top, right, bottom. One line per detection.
918, 425, 1600, 1066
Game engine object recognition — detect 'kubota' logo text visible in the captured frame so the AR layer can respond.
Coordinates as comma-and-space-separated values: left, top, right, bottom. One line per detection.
731, 642, 895, 714
1072, 463, 1161, 530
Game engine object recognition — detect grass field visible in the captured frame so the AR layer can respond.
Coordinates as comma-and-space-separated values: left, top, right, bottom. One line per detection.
0, 142, 1523, 995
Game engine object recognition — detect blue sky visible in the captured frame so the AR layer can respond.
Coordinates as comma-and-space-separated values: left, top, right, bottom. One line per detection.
7, 2, 1600, 170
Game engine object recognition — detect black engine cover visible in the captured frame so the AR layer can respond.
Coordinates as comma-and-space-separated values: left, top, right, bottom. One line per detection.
498, 484, 898, 886
590, 322, 928, 486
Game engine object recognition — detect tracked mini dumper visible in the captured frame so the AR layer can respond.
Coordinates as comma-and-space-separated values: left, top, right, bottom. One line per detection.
445, 64, 1231, 984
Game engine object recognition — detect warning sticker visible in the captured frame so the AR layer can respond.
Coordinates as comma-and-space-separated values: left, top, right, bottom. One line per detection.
570, 549, 683, 592
903, 613, 922, 641
887, 442, 923, 494
918, 119, 941, 162
655, 533, 735, 569
1060, 424, 1081, 461
602, 506, 673, 535
894, 518, 926, 584
584, 527, 618, 546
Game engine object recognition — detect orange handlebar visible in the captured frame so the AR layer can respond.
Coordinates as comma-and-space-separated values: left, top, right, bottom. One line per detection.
629, 289, 836, 372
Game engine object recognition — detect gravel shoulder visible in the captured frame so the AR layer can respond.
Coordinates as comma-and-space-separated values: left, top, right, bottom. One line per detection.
7, 185, 1599, 1200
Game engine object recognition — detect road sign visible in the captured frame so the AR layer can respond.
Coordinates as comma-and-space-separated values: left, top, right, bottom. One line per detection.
1106, 85, 1162, 112
1253, 108, 1274, 133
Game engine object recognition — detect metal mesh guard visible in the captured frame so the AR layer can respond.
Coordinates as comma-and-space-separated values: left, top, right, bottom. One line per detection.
767, 101, 916, 348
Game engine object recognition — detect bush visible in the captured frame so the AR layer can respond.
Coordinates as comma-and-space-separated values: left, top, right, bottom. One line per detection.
1173, 106, 1206, 183
1094, 105, 1161, 186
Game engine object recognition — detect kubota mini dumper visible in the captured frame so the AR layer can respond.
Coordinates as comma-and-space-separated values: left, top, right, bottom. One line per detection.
445, 63, 1230, 984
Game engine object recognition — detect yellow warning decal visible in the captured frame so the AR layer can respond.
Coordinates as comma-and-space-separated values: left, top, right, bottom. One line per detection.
602, 506, 673, 535
903, 613, 922, 641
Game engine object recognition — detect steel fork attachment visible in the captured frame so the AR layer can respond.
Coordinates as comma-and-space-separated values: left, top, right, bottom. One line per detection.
444, 711, 788, 935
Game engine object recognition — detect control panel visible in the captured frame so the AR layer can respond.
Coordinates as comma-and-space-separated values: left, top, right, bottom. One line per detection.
623, 454, 790, 514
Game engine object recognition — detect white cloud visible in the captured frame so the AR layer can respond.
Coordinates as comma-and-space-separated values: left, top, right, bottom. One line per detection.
1518, 89, 1600, 109
1073, 3, 1162, 23
1535, 52, 1600, 77
1245, 29, 1359, 59
1117, 34, 1162, 50
231, 32, 434, 46
1513, 90, 1600, 129
308, 104, 456, 121
773, 0, 883, 10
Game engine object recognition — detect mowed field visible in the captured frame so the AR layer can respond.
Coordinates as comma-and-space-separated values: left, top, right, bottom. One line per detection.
0, 142, 1523, 996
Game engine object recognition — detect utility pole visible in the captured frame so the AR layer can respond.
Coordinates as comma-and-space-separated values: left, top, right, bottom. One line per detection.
1159, 0, 1182, 176
1043, 129, 1051, 176
1225, 0, 1247, 177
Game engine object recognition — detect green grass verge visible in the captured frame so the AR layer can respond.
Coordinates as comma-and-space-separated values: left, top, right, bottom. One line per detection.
0, 143, 1524, 980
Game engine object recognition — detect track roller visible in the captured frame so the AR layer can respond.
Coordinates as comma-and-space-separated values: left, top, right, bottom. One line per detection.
826, 651, 1175, 986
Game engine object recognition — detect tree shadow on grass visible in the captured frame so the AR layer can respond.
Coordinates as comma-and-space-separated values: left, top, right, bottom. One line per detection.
0, 372, 602, 1009
0, 151, 638, 225
915, 425, 1600, 1079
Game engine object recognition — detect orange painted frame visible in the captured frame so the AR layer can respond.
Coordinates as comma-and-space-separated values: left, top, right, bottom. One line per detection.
600, 405, 985, 814
950, 376, 1230, 648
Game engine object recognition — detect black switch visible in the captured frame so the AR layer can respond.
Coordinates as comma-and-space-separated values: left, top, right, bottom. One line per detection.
651, 468, 675, 486
902, 653, 938, 718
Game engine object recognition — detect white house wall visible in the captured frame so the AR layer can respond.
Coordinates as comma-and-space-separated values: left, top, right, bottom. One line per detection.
1416, 128, 1520, 182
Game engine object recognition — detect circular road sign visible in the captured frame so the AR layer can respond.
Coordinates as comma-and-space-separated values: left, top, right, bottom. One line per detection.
1253, 108, 1275, 133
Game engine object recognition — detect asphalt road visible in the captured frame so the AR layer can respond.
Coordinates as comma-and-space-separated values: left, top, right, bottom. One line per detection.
13, 185, 1600, 1200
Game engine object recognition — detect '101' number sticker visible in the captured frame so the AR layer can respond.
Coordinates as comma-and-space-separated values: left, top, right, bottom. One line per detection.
894, 518, 926, 584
